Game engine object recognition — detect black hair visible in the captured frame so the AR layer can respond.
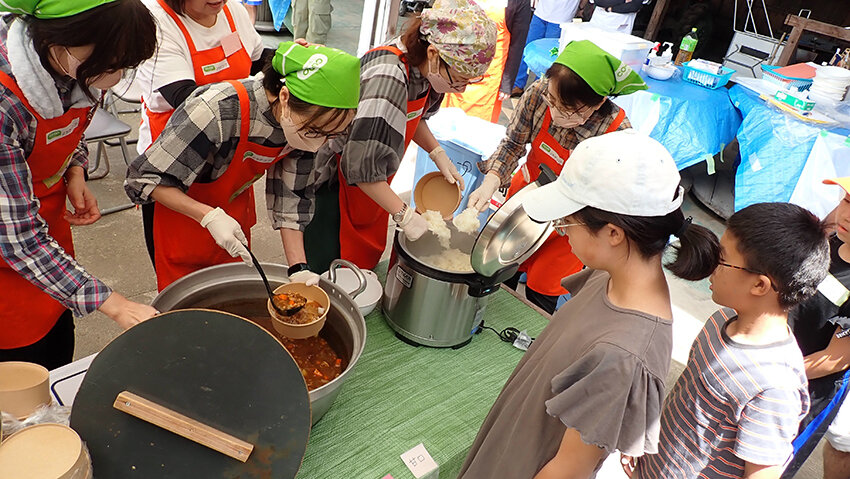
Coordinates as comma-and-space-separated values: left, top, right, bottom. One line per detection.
261, 59, 353, 133
162, 0, 187, 15
726, 202, 830, 309
573, 200, 720, 281
400, 17, 430, 67
26, 0, 157, 103
546, 63, 605, 110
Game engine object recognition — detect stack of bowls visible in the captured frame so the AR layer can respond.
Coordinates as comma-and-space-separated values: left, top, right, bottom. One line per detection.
810, 66, 850, 102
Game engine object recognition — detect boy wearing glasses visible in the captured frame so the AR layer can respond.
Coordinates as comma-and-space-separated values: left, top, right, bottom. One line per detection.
631, 202, 830, 479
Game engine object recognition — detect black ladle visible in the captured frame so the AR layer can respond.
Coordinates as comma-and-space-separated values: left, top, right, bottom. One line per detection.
247, 249, 303, 317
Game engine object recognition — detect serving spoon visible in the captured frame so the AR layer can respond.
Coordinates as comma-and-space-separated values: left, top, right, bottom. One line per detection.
247, 249, 305, 317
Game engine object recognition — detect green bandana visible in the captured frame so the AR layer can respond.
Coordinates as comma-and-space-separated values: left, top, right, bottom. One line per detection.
272, 41, 360, 110
554, 40, 647, 97
0, 0, 117, 18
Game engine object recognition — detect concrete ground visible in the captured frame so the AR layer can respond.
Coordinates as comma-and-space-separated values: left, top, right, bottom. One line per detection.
68, 3, 824, 477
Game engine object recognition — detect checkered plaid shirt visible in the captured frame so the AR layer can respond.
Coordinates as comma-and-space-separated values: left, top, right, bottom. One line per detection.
125, 77, 334, 231
0, 28, 112, 317
480, 78, 632, 185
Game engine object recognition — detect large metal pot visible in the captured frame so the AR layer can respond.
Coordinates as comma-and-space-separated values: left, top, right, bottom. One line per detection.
151, 262, 366, 425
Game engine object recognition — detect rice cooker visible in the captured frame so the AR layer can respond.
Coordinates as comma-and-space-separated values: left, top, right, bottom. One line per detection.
382, 165, 558, 348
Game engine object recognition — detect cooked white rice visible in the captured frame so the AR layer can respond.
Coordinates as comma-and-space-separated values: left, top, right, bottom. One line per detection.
421, 248, 473, 272
452, 207, 480, 234
422, 210, 451, 249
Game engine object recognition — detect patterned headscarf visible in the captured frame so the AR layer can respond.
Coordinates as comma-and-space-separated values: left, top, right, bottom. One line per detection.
419, 0, 497, 78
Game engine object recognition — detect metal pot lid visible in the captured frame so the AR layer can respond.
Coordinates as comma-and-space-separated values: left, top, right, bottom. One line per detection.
471, 165, 557, 278
70, 309, 311, 478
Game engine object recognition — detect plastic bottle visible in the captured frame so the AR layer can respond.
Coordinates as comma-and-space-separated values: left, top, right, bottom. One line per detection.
674, 28, 698, 66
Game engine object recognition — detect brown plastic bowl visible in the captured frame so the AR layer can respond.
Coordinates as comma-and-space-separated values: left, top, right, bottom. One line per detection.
414, 172, 462, 220
0, 362, 50, 420
0, 423, 91, 478
268, 282, 330, 339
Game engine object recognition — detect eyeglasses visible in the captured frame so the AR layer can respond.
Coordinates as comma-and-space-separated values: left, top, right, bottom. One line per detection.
302, 128, 344, 140
717, 260, 766, 276
442, 59, 483, 86
552, 218, 586, 236
542, 89, 593, 117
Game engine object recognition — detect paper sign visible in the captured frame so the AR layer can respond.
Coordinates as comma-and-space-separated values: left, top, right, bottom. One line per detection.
220, 32, 242, 57
400, 443, 438, 479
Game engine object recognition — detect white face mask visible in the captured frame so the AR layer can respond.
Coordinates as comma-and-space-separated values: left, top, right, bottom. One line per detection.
52, 46, 124, 90
549, 106, 587, 129
279, 109, 327, 152
425, 56, 466, 94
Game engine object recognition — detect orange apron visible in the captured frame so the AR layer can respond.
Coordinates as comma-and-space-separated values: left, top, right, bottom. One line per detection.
507, 106, 626, 296
441, 0, 509, 123
0, 71, 95, 349
141, 0, 253, 144
152, 80, 290, 290
338, 45, 431, 270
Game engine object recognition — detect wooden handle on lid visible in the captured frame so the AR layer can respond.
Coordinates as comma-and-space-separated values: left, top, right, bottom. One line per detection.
113, 390, 253, 462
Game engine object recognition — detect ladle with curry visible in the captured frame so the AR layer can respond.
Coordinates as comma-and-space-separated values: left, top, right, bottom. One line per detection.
247, 249, 304, 317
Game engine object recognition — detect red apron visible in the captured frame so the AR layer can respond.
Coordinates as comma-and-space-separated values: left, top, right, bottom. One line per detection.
152, 80, 290, 290
141, 0, 253, 145
507, 107, 626, 296
0, 71, 95, 349
337, 45, 431, 270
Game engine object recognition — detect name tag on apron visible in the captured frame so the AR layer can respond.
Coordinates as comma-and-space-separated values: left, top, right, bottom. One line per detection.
243, 149, 288, 164
45, 118, 80, 145
220, 32, 242, 57
539, 142, 565, 165
407, 106, 425, 121
202, 58, 230, 75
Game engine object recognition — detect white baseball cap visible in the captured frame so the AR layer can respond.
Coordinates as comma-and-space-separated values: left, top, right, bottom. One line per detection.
522, 129, 684, 222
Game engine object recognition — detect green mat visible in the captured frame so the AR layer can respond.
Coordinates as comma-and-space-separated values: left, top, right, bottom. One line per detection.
297, 263, 548, 478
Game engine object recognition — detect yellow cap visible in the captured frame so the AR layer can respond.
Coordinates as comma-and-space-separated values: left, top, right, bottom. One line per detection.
823, 177, 850, 195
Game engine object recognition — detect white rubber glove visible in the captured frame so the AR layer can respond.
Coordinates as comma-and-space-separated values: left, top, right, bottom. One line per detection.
397, 207, 428, 241
429, 146, 465, 190
467, 172, 501, 212
200, 207, 251, 265
290, 269, 321, 286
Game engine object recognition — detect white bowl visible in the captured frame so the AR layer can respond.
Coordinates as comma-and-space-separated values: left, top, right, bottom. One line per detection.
645, 64, 676, 81
817, 66, 850, 81
321, 268, 382, 316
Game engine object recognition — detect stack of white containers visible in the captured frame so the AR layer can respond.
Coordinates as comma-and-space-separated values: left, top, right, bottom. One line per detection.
810, 66, 850, 102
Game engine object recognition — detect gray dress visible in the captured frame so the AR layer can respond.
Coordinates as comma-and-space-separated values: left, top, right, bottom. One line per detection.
459, 269, 673, 478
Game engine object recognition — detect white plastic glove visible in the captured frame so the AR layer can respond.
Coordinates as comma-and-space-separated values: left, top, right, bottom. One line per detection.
397, 207, 428, 241
290, 269, 320, 286
467, 172, 501, 212
429, 146, 465, 190
200, 207, 251, 265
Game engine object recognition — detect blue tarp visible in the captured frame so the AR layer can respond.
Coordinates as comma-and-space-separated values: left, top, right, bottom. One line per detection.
729, 84, 850, 211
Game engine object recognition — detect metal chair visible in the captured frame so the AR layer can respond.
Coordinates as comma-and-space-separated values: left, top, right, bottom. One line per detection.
84, 107, 132, 180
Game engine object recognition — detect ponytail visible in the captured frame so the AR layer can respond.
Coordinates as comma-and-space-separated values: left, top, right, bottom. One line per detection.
574, 207, 720, 281
665, 218, 720, 280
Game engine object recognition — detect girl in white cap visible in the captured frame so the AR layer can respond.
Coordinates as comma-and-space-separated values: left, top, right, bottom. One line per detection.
460, 129, 720, 479
125, 42, 360, 291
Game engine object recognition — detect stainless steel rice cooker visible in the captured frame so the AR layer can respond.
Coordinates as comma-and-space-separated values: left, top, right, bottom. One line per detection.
382, 165, 558, 348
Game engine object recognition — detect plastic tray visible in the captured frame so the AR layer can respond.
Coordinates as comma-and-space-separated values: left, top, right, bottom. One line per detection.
761, 64, 813, 91
682, 61, 735, 90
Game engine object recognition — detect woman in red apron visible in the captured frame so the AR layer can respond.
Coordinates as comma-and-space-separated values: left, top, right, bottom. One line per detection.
0, 0, 158, 369
125, 42, 360, 290
135, 0, 266, 266
467, 40, 648, 313
316, 0, 498, 271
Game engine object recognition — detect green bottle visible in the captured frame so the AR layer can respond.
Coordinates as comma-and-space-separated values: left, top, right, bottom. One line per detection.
675, 28, 698, 66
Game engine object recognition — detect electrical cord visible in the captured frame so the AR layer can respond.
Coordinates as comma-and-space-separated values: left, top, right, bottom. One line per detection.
479, 325, 535, 344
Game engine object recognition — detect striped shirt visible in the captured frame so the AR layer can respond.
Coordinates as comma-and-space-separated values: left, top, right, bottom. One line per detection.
637, 308, 810, 478
0, 19, 111, 317
480, 77, 631, 185
338, 42, 443, 184
125, 77, 333, 231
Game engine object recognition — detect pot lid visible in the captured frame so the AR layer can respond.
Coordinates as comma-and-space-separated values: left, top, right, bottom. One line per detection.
70, 309, 311, 478
471, 165, 558, 278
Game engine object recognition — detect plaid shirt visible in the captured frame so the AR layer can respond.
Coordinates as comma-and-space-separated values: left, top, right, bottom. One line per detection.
125, 77, 333, 231
0, 24, 112, 318
481, 77, 631, 185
